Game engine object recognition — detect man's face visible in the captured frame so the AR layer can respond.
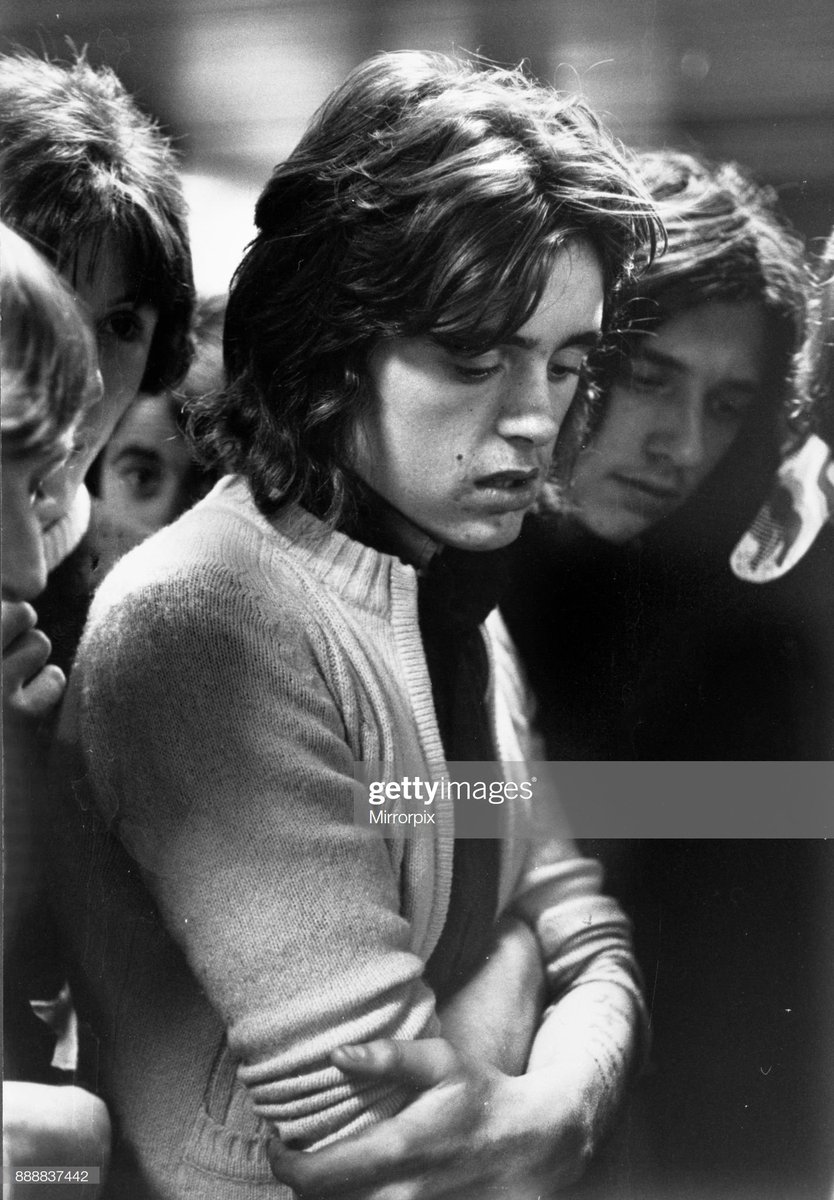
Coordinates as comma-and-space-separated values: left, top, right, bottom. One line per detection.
569, 300, 767, 543
99, 393, 197, 536
350, 241, 604, 551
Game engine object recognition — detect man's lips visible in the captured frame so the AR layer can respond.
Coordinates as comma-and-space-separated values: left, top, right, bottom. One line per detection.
474, 468, 541, 491
612, 473, 682, 502
471, 468, 542, 512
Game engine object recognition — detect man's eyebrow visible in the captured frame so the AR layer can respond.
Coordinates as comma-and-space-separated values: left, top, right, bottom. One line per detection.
634, 345, 760, 391
632, 345, 685, 372
503, 329, 602, 352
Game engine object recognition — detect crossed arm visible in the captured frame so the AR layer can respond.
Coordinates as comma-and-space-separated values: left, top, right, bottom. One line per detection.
269, 892, 645, 1199
74, 570, 644, 1195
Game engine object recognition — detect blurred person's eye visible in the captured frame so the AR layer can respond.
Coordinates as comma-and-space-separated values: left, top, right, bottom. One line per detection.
622, 360, 670, 396
118, 456, 163, 500
98, 307, 153, 344
709, 389, 756, 423
28, 452, 68, 506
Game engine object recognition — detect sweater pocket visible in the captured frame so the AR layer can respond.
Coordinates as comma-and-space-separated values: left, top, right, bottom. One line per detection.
176, 1037, 278, 1194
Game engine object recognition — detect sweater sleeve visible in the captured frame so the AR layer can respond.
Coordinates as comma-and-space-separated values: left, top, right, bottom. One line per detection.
486, 611, 647, 1030
509, 849, 646, 1021
74, 560, 439, 1148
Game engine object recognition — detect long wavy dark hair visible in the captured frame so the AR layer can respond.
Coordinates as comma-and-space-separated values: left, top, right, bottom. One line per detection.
559, 149, 812, 551
190, 50, 662, 523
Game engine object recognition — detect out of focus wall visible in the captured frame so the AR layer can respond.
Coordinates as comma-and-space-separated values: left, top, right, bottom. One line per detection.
4, 0, 834, 249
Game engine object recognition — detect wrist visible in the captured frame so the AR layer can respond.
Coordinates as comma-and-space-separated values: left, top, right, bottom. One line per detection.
500, 1070, 595, 1191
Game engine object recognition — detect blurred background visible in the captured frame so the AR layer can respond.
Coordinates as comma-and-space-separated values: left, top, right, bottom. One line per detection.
4, 0, 833, 292
2, 3, 833, 1199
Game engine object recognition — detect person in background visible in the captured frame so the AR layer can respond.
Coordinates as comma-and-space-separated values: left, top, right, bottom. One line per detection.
91, 295, 224, 573
0, 49, 195, 679
48, 50, 660, 1200
0, 48, 193, 1196
1, 223, 110, 1200
504, 148, 814, 760
503, 151, 833, 1197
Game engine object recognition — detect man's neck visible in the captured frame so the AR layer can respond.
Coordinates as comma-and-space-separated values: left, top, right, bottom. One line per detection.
347, 486, 442, 572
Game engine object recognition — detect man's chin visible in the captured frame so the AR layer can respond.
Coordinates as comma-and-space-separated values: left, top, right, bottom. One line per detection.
575, 505, 649, 545
442, 513, 527, 552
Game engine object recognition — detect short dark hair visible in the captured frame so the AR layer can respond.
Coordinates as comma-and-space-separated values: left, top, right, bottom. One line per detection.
1, 221, 99, 454
0, 51, 195, 394
191, 50, 661, 521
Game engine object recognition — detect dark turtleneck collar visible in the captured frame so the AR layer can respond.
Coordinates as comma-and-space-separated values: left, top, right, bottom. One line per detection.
342, 484, 504, 1004
343, 486, 441, 573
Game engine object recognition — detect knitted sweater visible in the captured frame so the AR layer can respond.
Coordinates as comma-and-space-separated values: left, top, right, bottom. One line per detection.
49, 476, 640, 1200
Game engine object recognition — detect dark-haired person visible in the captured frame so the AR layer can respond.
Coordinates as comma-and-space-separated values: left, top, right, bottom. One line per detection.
0, 50, 195, 678
0, 51, 193, 1192
92, 295, 225, 575
49, 51, 660, 1199
504, 148, 814, 760
503, 151, 833, 1195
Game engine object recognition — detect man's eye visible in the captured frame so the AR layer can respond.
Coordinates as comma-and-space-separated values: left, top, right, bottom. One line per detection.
454, 362, 501, 382
623, 364, 668, 394
121, 464, 162, 499
711, 392, 754, 422
548, 358, 585, 384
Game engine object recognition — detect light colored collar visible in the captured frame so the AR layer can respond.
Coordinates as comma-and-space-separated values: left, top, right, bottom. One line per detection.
731, 434, 834, 582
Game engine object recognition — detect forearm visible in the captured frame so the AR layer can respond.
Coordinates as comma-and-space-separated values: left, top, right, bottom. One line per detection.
525, 975, 644, 1157
509, 850, 647, 1161
437, 915, 545, 1075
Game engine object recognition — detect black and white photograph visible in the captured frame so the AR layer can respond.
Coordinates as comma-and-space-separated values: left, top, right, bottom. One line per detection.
2, 3, 833, 1198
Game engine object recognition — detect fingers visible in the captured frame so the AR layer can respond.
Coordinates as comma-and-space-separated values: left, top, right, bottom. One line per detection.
3, 613, 65, 718
331, 1039, 458, 1090
268, 1122, 411, 1199
269, 1039, 461, 1197
4, 626, 52, 699
2, 601, 38, 651
15, 663, 67, 719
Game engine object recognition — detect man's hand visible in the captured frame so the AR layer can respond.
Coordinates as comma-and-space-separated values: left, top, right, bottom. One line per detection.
268, 1038, 589, 1200
2, 601, 65, 719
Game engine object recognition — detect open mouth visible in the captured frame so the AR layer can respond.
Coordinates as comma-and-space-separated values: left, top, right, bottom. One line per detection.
475, 469, 540, 492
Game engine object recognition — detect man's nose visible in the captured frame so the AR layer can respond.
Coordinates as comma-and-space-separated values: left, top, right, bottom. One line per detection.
495, 365, 564, 448
646, 391, 708, 470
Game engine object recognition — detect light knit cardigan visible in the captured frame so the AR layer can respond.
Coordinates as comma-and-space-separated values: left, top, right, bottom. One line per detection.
50, 476, 641, 1200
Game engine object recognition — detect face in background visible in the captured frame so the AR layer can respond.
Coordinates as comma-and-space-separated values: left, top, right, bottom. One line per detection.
99, 392, 197, 536
569, 300, 768, 543
64, 237, 159, 493
350, 241, 604, 551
